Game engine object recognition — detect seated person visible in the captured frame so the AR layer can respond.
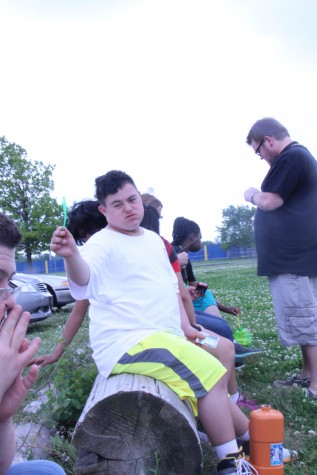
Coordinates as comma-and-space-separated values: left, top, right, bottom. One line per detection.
0, 212, 66, 475
172, 216, 239, 317
51, 170, 258, 474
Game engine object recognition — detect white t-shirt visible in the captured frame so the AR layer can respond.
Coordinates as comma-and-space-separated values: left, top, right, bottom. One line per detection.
69, 227, 183, 379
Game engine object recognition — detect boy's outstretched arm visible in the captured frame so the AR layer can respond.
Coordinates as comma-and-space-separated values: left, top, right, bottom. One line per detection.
51, 227, 90, 286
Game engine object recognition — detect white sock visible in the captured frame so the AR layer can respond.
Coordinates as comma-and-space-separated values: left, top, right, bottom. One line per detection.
214, 440, 239, 459
230, 392, 239, 403
237, 430, 250, 442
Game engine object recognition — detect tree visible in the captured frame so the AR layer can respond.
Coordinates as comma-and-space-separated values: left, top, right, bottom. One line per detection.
216, 205, 256, 250
0, 136, 62, 271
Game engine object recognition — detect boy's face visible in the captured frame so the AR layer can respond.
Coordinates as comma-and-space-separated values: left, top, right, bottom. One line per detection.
99, 183, 144, 235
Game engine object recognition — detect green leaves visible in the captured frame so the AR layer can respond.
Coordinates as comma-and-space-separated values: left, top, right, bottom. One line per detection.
43, 352, 97, 428
0, 136, 62, 269
216, 205, 256, 250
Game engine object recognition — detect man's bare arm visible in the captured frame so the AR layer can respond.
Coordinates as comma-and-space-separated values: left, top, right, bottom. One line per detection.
244, 188, 284, 211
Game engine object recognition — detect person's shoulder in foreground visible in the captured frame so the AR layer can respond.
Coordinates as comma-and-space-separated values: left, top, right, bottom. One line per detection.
0, 212, 66, 474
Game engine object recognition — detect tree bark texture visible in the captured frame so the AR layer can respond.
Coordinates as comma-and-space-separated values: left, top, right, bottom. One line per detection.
72, 373, 203, 475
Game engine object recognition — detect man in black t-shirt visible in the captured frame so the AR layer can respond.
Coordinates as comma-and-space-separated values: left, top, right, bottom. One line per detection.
244, 117, 317, 399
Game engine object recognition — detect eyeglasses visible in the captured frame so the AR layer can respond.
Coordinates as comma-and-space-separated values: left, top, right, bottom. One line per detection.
255, 137, 265, 156
0, 286, 21, 303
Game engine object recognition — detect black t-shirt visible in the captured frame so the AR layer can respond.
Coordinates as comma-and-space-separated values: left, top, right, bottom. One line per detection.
254, 142, 317, 276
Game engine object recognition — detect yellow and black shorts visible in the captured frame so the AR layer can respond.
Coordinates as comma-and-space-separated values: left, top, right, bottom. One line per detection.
112, 331, 226, 416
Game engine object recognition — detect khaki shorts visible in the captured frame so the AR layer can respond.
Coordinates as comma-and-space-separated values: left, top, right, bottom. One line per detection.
112, 331, 226, 416
268, 274, 317, 346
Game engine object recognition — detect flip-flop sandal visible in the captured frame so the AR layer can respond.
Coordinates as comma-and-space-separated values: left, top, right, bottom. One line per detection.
274, 373, 311, 388
304, 388, 317, 399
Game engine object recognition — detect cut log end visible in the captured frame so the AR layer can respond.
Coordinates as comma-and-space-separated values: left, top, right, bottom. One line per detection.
73, 374, 203, 475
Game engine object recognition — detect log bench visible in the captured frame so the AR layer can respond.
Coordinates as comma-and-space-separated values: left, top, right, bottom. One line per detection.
72, 373, 203, 474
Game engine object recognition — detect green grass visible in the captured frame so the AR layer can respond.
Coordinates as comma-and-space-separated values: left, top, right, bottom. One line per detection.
194, 259, 317, 474
16, 259, 317, 474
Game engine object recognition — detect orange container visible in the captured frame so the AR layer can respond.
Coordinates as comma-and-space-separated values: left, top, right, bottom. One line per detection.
249, 405, 284, 475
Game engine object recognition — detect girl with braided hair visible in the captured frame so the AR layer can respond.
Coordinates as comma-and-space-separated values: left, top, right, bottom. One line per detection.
172, 217, 240, 318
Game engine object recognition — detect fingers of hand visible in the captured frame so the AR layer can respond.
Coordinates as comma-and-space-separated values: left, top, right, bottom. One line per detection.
51, 227, 67, 247
19, 338, 30, 353
23, 365, 40, 390
6, 311, 30, 350
17, 337, 41, 368
0, 305, 24, 341
26, 337, 42, 361
0, 303, 5, 319
31, 353, 55, 368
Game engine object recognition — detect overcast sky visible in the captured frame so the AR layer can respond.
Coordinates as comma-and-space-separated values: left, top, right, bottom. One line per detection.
1, 0, 317, 241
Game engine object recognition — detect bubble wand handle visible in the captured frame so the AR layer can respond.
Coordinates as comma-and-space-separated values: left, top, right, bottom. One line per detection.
62, 197, 67, 228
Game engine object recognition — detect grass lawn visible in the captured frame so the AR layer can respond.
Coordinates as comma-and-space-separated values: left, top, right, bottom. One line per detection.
18, 259, 317, 474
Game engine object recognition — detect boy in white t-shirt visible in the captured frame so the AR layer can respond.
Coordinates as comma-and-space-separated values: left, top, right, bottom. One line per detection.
51, 170, 255, 475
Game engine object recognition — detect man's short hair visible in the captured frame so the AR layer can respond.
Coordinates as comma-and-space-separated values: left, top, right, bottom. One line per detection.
95, 170, 136, 204
0, 212, 22, 248
141, 193, 163, 210
246, 117, 290, 145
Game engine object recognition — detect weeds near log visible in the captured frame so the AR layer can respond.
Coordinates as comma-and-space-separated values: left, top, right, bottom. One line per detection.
149, 451, 161, 474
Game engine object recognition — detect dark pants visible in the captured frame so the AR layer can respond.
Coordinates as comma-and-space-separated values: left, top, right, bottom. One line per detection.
195, 310, 233, 341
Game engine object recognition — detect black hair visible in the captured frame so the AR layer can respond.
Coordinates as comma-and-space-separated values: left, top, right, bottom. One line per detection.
95, 170, 136, 204
140, 204, 160, 234
0, 212, 22, 248
66, 200, 107, 245
171, 217, 200, 246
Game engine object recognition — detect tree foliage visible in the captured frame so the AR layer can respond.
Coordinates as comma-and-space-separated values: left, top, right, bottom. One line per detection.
0, 136, 62, 269
216, 205, 256, 250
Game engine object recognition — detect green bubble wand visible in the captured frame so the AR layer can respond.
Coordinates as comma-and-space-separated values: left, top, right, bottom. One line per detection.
233, 315, 253, 347
62, 196, 67, 228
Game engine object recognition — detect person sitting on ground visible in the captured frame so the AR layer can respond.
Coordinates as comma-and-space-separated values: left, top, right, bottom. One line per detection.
171, 217, 264, 356
51, 170, 258, 474
0, 212, 66, 475
172, 216, 241, 317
